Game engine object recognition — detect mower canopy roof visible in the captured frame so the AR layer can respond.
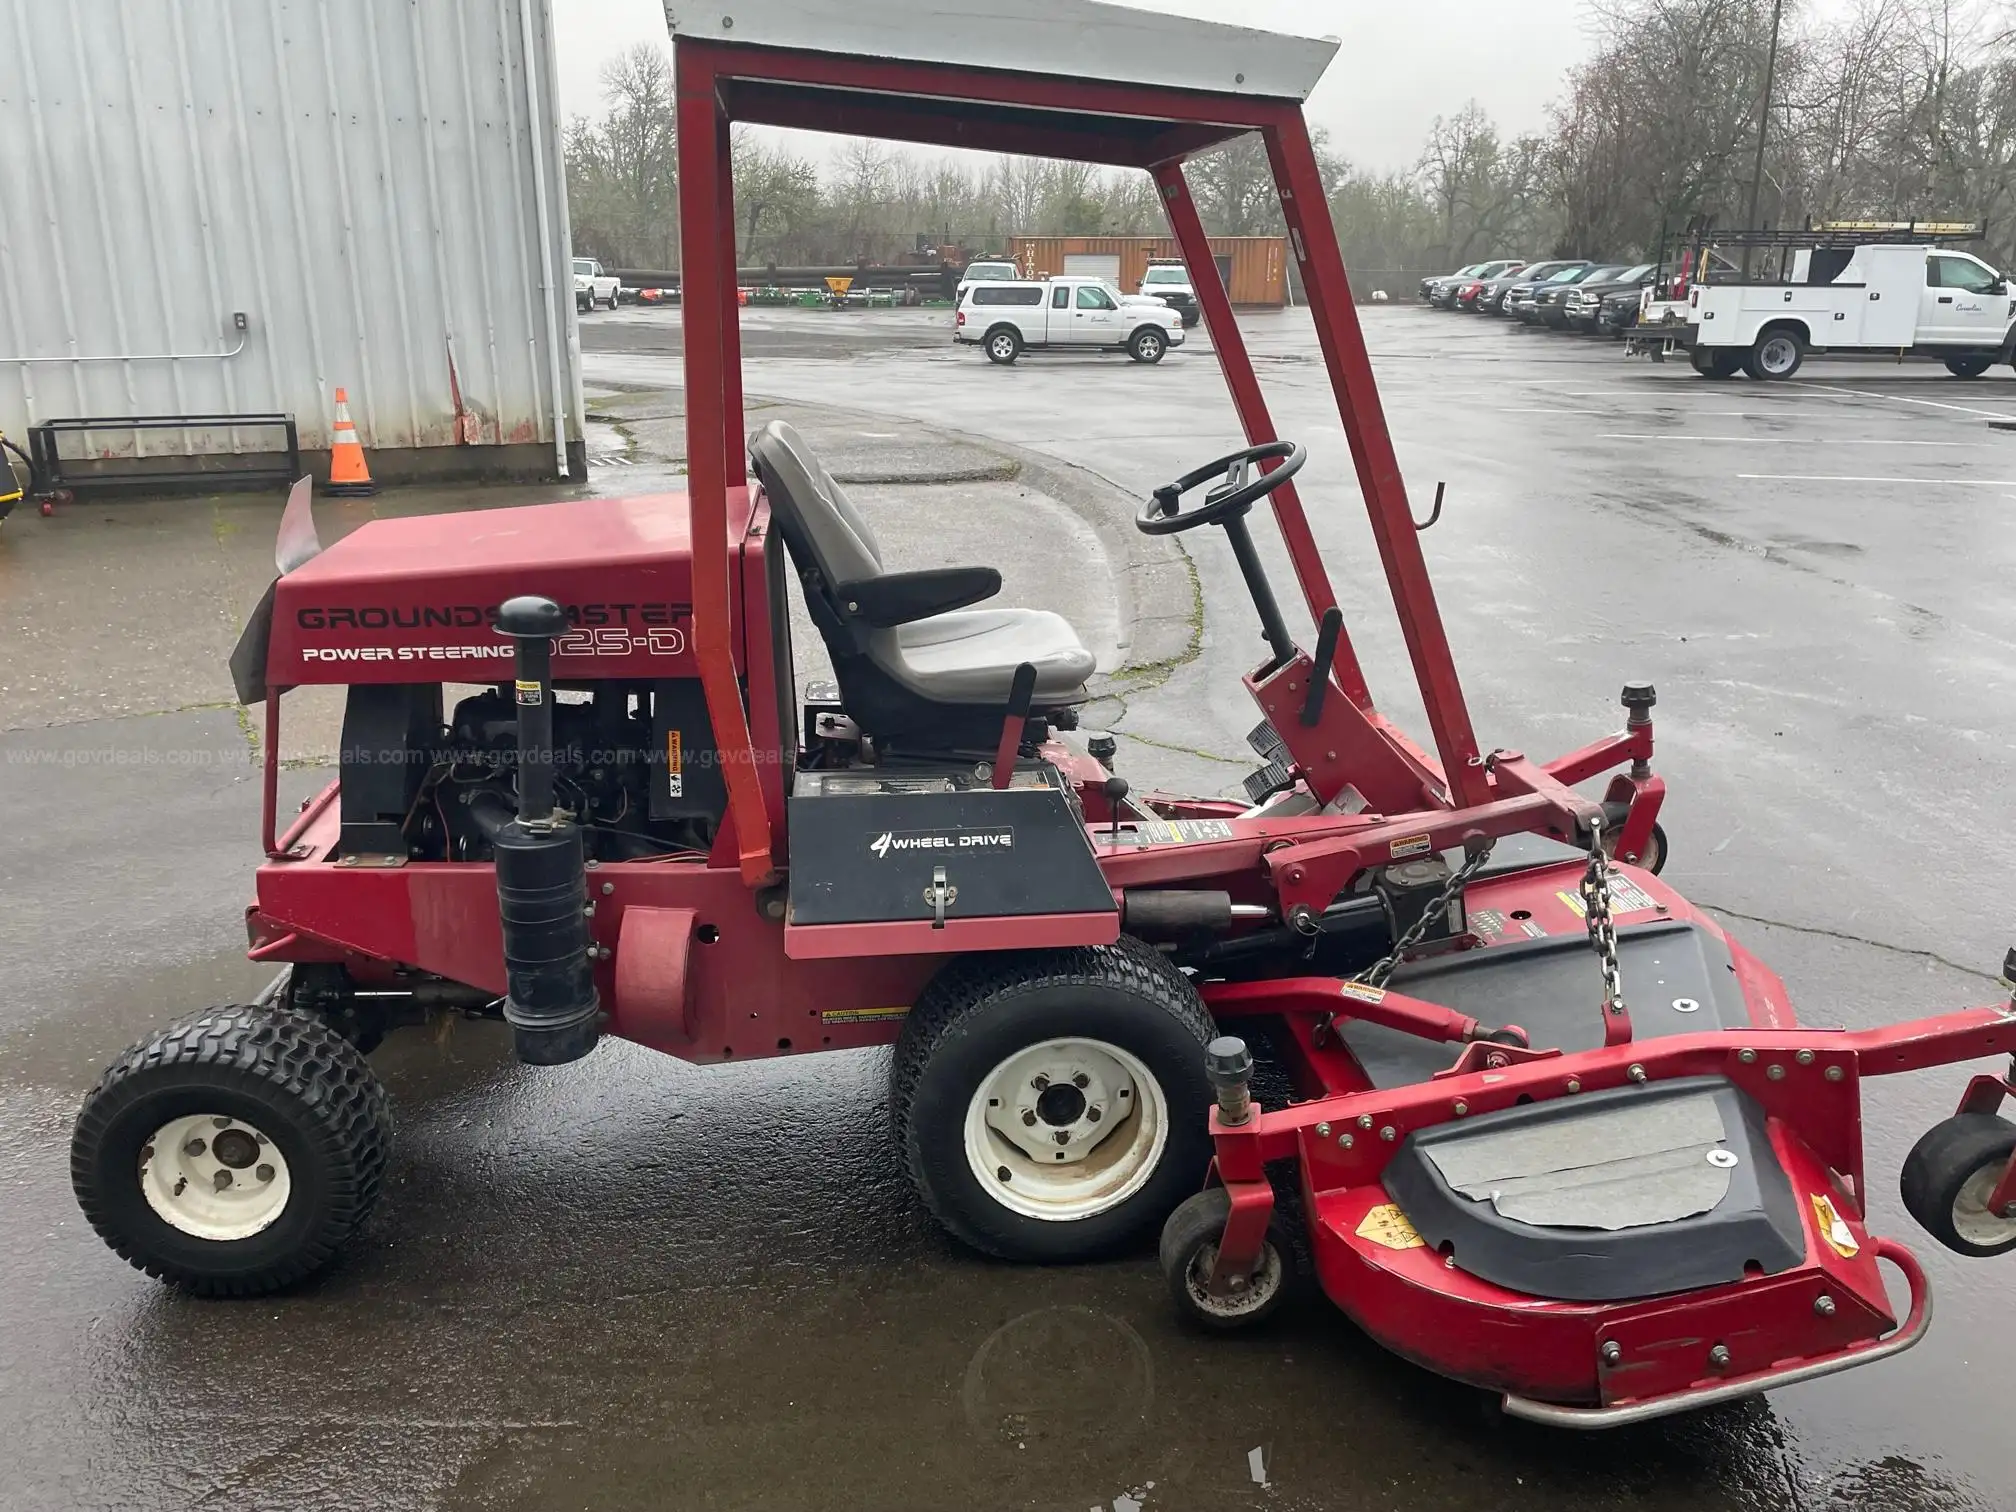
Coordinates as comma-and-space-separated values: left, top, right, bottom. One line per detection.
668, 0, 1339, 102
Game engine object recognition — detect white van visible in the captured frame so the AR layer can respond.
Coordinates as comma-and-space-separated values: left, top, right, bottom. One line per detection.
955, 276, 1186, 364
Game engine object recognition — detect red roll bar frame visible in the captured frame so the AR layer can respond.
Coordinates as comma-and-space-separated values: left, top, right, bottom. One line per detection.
673, 39, 1489, 885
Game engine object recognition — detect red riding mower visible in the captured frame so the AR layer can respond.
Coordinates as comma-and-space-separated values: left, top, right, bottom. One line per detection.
70, 0, 2016, 1428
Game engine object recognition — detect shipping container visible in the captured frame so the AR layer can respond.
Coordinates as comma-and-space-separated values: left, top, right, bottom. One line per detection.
1007, 236, 1288, 306
0, 0, 582, 484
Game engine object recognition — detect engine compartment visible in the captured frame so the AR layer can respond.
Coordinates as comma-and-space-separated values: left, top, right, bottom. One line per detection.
334, 679, 728, 863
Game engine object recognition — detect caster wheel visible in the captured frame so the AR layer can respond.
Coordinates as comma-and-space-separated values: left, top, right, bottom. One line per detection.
1159, 1186, 1296, 1331
1901, 1114, 2016, 1257
71, 1004, 392, 1295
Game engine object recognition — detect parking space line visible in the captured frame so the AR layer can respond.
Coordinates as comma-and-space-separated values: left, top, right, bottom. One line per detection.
1737, 473, 2016, 485
1605, 433, 1977, 446
1788, 380, 2016, 421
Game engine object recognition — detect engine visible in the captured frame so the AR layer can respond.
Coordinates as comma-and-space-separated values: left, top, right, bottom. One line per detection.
334, 678, 726, 864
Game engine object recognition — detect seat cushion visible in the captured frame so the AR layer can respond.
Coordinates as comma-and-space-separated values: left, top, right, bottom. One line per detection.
884, 609, 1094, 702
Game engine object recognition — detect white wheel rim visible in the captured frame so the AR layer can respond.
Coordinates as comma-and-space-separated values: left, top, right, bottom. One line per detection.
1952, 1163, 2016, 1248
139, 1113, 292, 1241
1183, 1236, 1284, 1319
964, 1037, 1168, 1222
1762, 337, 1797, 373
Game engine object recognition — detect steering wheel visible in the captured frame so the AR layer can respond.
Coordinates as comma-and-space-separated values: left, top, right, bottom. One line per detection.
1137, 440, 1306, 536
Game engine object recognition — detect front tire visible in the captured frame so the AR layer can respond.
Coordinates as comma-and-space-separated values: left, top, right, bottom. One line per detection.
71, 1005, 392, 1295
892, 940, 1215, 1262
1901, 1113, 2016, 1257
985, 327, 1023, 365
1128, 327, 1167, 364
1946, 356, 1993, 379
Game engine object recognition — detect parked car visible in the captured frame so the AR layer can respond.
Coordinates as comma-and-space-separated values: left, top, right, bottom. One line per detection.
573, 257, 619, 313
1427, 259, 1521, 307
1597, 287, 1644, 337
1505, 262, 1592, 321
1563, 263, 1656, 332
1534, 265, 1625, 327
1475, 259, 1585, 315
955, 276, 1186, 364
1455, 263, 1525, 309
1136, 260, 1201, 326
954, 258, 1020, 306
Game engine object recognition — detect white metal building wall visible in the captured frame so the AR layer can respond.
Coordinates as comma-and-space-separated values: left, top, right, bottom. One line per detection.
0, 0, 581, 475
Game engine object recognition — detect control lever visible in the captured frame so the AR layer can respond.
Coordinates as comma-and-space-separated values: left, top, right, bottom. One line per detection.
1104, 775, 1129, 844
1300, 606, 1344, 727
990, 662, 1038, 791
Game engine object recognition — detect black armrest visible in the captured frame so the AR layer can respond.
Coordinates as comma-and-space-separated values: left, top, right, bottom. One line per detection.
835, 566, 1001, 628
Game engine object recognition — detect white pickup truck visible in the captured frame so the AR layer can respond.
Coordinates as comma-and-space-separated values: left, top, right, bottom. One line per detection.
955, 276, 1186, 364
573, 258, 620, 313
1679, 243, 2013, 379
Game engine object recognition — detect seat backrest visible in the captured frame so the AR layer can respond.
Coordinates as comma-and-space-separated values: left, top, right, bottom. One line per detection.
748, 420, 883, 591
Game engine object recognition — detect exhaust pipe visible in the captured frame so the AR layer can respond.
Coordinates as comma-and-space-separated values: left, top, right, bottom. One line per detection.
492, 595, 601, 1065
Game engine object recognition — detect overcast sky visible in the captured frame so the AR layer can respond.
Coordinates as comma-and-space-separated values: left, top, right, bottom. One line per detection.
552, 0, 1602, 172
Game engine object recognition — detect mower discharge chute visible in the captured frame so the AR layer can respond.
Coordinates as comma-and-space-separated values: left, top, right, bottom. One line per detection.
69, 0, 2016, 1428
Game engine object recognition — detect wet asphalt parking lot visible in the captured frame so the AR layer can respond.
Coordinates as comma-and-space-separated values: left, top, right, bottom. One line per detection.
7, 300, 2016, 1510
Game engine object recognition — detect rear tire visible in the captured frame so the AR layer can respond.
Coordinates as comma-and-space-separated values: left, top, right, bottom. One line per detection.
1901, 1113, 2016, 1257
1945, 356, 1993, 379
892, 939, 1215, 1262
1744, 328, 1804, 380
71, 1005, 391, 1295
1160, 1186, 1297, 1331
1128, 327, 1167, 364
985, 327, 1022, 365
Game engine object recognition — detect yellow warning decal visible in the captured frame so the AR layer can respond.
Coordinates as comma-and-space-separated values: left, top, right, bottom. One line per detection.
1389, 834, 1433, 860
1356, 1203, 1425, 1250
1811, 1193, 1859, 1258
666, 729, 684, 799
820, 1006, 909, 1025
1338, 980, 1387, 1004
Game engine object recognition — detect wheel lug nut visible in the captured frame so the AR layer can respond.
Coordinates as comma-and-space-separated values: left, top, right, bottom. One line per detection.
213, 1169, 234, 1191
184, 1138, 207, 1157
1031, 1075, 1050, 1091
1072, 1073, 1089, 1089
1087, 1107, 1102, 1122
256, 1164, 275, 1183
1053, 1130, 1070, 1145
1021, 1109, 1037, 1127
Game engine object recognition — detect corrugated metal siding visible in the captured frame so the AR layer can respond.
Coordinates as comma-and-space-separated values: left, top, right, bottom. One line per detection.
0, 0, 580, 465
1010, 236, 1288, 305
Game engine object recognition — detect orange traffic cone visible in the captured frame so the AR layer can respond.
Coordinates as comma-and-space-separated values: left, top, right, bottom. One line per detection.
325, 387, 376, 497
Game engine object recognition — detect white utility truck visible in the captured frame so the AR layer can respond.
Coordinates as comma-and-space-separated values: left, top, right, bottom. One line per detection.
1650, 224, 2013, 379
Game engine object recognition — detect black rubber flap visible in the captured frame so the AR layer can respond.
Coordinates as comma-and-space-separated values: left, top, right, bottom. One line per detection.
787, 763, 1115, 925
1383, 1076, 1805, 1301
1341, 920, 1745, 1090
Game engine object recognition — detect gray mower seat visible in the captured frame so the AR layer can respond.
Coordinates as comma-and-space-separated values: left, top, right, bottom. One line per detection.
894, 608, 1092, 703
749, 419, 1094, 746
